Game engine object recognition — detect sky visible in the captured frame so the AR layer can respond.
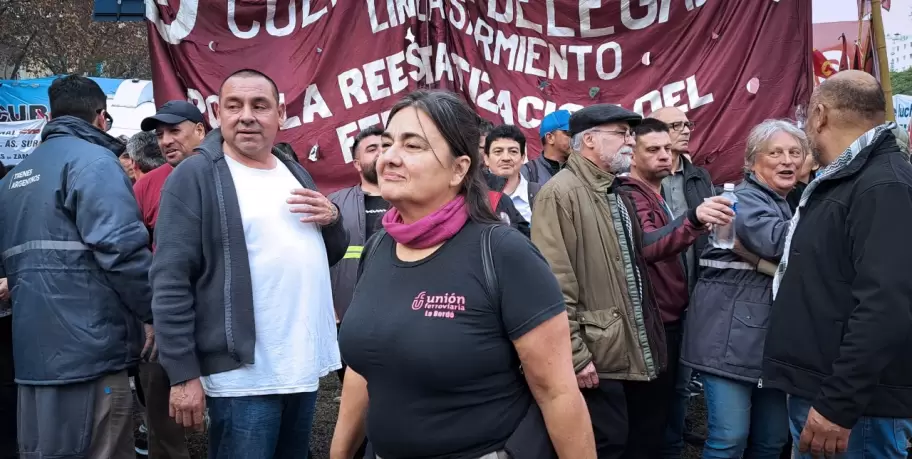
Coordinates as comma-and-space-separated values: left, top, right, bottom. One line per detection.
813, 0, 912, 34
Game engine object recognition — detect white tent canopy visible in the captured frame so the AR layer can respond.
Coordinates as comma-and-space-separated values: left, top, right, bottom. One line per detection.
107, 79, 156, 139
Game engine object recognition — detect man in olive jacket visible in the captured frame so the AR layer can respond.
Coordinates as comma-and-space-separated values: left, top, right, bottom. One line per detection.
532, 104, 666, 459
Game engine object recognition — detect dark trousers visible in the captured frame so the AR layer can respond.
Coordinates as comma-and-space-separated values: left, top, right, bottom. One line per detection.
0, 317, 15, 459
207, 392, 318, 459
138, 362, 191, 459
583, 380, 628, 459
623, 322, 682, 459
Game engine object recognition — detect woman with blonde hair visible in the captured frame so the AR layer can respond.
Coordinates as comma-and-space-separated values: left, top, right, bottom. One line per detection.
682, 119, 809, 459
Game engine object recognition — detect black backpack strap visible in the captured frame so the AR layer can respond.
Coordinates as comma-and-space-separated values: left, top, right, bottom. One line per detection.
357, 229, 387, 281
480, 224, 505, 305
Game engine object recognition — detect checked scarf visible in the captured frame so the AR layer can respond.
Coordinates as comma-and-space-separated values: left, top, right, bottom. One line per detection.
772, 122, 896, 299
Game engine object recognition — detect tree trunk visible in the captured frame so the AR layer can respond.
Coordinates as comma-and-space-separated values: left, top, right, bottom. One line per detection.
9, 32, 34, 79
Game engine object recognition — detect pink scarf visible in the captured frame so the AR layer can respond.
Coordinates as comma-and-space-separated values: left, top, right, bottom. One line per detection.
382, 196, 469, 249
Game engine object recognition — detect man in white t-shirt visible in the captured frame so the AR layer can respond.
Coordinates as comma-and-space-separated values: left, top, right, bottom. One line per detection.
150, 69, 349, 456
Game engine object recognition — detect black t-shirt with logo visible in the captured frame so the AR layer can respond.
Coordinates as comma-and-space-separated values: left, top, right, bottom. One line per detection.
363, 193, 389, 241
338, 221, 565, 459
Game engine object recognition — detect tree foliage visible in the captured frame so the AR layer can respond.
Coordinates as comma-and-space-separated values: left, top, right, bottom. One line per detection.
0, 0, 150, 80
893, 69, 912, 96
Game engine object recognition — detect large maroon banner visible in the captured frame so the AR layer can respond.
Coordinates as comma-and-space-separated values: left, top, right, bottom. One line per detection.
146, 0, 812, 193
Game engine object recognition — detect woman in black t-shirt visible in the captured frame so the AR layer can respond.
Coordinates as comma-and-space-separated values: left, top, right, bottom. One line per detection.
331, 91, 595, 459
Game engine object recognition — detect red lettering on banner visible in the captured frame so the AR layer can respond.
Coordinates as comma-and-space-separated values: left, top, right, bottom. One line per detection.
146, 0, 811, 192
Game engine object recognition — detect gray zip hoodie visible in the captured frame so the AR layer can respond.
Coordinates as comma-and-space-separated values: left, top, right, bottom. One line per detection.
150, 129, 349, 385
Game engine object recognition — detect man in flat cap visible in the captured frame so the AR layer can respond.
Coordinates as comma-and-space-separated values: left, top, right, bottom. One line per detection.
532, 104, 668, 459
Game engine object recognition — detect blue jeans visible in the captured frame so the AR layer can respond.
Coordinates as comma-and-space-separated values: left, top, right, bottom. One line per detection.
207, 391, 318, 459
661, 364, 693, 459
700, 373, 788, 459
788, 395, 912, 459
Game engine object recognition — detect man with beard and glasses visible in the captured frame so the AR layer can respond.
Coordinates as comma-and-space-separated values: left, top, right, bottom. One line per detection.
329, 126, 389, 382
152, 69, 348, 456
483, 124, 541, 223
764, 70, 912, 459
617, 119, 733, 459
533, 104, 668, 459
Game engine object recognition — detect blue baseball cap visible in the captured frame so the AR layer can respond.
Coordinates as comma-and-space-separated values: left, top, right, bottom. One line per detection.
539, 110, 571, 138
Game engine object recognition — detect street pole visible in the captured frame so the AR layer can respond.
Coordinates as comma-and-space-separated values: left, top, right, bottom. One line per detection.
870, 0, 895, 121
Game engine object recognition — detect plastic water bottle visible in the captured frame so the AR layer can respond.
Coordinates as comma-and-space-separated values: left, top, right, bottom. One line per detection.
712, 183, 738, 249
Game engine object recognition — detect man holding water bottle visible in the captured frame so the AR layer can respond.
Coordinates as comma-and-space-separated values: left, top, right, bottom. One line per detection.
618, 117, 734, 459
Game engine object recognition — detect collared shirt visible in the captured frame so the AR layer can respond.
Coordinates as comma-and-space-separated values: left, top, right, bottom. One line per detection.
661, 159, 688, 219
508, 174, 533, 223
661, 158, 695, 285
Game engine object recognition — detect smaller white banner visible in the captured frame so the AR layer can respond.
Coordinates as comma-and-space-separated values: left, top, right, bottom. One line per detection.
0, 118, 46, 166
894, 94, 912, 138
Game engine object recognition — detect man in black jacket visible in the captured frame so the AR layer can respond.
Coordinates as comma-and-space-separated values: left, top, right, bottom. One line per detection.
764, 70, 912, 459
151, 69, 349, 456
651, 108, 715, 458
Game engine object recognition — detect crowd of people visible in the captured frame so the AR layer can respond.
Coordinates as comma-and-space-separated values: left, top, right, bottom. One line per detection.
0, 67, 911, 459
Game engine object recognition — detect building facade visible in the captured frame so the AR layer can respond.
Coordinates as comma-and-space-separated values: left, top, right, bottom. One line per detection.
888, 33, 912, 72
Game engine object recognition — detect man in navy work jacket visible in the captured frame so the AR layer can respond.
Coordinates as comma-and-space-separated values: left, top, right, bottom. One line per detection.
764, 70, 912, 459
0, 75, 154, 458
151, 69, 349, 456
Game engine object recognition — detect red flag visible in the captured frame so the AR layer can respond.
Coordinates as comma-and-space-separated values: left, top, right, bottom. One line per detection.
858, 0, 890, 14
813, 49, 836, 79
853, 41, 863, 69
839, 34, 849, 71
864, 37, 876, 75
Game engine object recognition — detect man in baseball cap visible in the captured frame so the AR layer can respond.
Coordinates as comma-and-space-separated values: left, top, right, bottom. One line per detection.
140, 100, 206, 167
522, 109, 571, 185
533, 103, 664, 459
133, 99, 207, 459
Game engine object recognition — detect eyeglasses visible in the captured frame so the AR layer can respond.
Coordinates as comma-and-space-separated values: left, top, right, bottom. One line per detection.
668, 121, 696, 132
590, 129, 634, 140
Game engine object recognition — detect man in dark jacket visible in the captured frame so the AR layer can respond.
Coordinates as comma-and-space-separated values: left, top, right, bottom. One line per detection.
0, 75, 153, 458
133, 101, 207, 459
652, 107, 716, 457
764, 70, 912, 459
329, 126, 389, 381
482, 170, 531, 238
618, 118, 733, 459
483, 124, 541, 223
522, 109, 571, 184
151, 69, 349, 456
